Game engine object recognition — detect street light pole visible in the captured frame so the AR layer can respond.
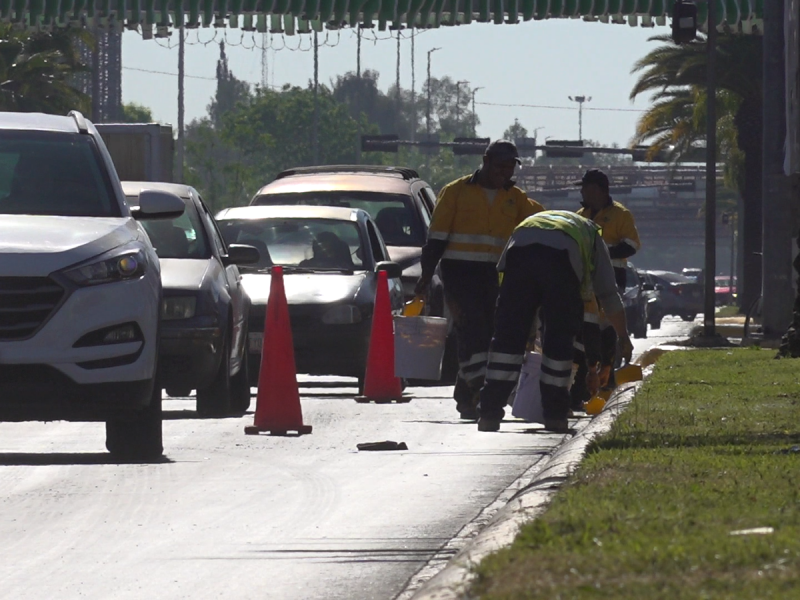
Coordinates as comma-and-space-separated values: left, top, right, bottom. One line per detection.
426, 47, 441, 140
703, 0, 717, 337
456, 80, 469, 133
531, 126, 544, 162
568, 95, 592, 140
471, 86, 483, 136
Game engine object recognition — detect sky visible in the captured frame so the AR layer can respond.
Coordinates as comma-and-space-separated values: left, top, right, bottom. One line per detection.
120, 19, 669, 148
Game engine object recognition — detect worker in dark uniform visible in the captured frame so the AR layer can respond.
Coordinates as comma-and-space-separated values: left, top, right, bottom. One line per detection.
476, 210, 633, 433
415, 140, 544, 420
574, 168, 641, 400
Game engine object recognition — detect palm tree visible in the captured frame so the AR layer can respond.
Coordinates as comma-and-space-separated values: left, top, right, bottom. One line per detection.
0, 25, 91, 115
630, 33, 762, 310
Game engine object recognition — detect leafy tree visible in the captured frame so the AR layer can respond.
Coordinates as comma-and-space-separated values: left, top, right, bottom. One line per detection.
208, 41, 251, 127
0, 25, 90, 114
503, 119, 528, 142
630, 33, 762, 309
120, 102, 153, 123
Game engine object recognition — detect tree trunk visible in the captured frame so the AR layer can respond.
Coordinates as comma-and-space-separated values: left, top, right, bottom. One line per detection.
735, 97, 763, 312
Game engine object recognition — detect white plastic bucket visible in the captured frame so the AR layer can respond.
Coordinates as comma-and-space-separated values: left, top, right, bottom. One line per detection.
393, 316, 448, 380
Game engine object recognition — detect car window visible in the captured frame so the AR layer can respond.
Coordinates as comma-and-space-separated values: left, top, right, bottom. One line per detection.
366, 221, 386, 262
420, 187, 437, 212
136, 196, 211, 259
416, 192, 431, 227
217, 217, 365, 271
252, 191, 424, 247
197, 197, 228, 257
0, 131, 119, 217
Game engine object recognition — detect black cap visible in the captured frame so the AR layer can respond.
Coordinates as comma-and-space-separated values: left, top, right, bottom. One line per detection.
574, 168, 610, 191
485, 139, 521, 164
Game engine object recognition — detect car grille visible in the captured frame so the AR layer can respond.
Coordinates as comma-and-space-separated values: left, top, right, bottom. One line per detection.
0, 277, 65, 340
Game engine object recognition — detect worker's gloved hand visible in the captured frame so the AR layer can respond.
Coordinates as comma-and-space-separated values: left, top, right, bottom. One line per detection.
414, 275, 431, 296
618, 335, 634, 364
599, 365, 612, 388
585, 364, 600, 398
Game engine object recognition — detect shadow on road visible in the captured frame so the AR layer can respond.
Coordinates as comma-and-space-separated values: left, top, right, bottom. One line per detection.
162, 410, 248, 421
0, 452, 173, 466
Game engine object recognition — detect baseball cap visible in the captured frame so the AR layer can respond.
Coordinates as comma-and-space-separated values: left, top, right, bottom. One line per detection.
574, 168, 610, 190
485, 139, 521, 164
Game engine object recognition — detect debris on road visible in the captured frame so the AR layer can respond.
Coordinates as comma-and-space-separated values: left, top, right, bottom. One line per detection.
357, 441, 408, 451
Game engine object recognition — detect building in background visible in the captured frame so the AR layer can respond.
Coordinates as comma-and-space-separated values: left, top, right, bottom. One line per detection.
75, 27, 122, 123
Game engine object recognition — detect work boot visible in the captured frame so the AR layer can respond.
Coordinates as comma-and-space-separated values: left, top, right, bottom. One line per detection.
457, 404, 478, 420
477, 417, 501, 432
543, 417, 570, 433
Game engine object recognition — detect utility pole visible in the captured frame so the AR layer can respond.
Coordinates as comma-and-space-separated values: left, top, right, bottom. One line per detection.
456, 80, 469, 133
395, 30, 401, 134
703, 0, 717, 337
425, 47, 441, 139
531, 125, 544, 163
313, 31, 319, 165
762, 0, 792, 337
177, 25, 185, 183
568, 95, 592, 140
410, 28, 416, 142
355, 27, 362, 164
471, 86, 483, 135
261, 31, 269, 89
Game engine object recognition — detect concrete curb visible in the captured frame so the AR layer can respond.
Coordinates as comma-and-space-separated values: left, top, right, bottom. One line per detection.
407, 379, 646, 600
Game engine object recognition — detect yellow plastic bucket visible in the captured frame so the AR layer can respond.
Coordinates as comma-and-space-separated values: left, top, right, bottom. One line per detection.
615, 363, 643, 384
584, 396, 606, 415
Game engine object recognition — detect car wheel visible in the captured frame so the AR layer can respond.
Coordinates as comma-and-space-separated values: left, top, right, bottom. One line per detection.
106, 383, 163, 462
196, 332, 232, 417
681, 313, 696, 322
230, 327, 252, 413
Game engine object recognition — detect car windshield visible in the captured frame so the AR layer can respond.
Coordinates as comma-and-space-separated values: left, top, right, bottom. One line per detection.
136, 198, 210, 259
217, 217, 365, 272
0, 131, 119, 217
252, 191, 423, 247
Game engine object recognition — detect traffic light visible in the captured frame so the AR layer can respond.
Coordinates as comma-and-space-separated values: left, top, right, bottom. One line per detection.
361, 135, 399, 153
544, 140, 584, 158
452, 137, 490, 155
671, 0, 698, 44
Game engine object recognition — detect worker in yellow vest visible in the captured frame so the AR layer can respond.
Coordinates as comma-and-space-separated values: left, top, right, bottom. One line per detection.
477, 211, 633, 433
575, 168, 641, 391
415, 140, 544, 420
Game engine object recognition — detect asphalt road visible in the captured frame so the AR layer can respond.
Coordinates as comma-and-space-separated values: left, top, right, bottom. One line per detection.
0, 318, 694, 600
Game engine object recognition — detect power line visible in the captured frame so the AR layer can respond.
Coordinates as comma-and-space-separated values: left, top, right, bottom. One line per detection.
476, 101, 646, 113
123, 66, 216, 80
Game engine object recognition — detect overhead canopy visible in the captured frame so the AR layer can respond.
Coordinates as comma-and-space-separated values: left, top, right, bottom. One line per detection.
6, 0, 763, 35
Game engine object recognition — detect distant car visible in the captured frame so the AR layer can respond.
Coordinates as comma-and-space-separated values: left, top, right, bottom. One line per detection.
644, 270, 704, 322
248, 165, 458, 382
622, 264, 648, 339
638, 270, 664, 329
681, 267, 704, 284
124, 182, 259, 416
0, 110, 185, 461
715, 275, 737, 305
215, 205, 404, 390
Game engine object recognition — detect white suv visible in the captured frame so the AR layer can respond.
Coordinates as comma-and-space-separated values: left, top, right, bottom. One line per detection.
0, 111, 184, 460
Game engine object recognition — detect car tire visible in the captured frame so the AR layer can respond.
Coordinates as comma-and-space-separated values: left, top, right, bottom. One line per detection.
230, 327, 251, 413
681, 313, 696, 322
196, 332, 232, 417
106, 383, 163, 462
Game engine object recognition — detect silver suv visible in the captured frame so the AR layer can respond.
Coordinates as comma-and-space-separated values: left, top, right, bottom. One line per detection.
0, 111, 184, 460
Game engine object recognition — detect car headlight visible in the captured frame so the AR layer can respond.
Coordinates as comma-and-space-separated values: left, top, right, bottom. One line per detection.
63, 249, 147, 287
321, 305, 362, 325
162, 296, 197, 320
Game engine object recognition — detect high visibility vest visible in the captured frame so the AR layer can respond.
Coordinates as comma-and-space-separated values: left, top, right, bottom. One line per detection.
577, 201, 641, 268
514, 210, 600, 301
427, 173, 544, 263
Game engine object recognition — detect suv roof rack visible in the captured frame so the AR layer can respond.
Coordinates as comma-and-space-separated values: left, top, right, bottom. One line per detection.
275, 165, 420, 181
68, 110, 89, 134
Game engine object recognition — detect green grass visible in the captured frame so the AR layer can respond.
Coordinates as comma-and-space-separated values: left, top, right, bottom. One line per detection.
471, 348, 800, 599
716, 305, 742, 318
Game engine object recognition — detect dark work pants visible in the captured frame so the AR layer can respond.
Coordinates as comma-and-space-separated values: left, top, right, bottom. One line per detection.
571, 323, 616, 407
478, 245, 583, 421
440, 259, 499, 409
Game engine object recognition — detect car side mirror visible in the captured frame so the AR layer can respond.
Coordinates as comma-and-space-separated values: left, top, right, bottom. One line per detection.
224, 244, 260, 266
642, 283, 655, 291
375, 261, 402, 279
131, 189, 185, 220
655, 284, 665, 291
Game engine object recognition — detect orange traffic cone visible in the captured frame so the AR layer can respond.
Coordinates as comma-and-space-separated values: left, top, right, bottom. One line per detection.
245, 266, 312, 436
355, 270, 408, 403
